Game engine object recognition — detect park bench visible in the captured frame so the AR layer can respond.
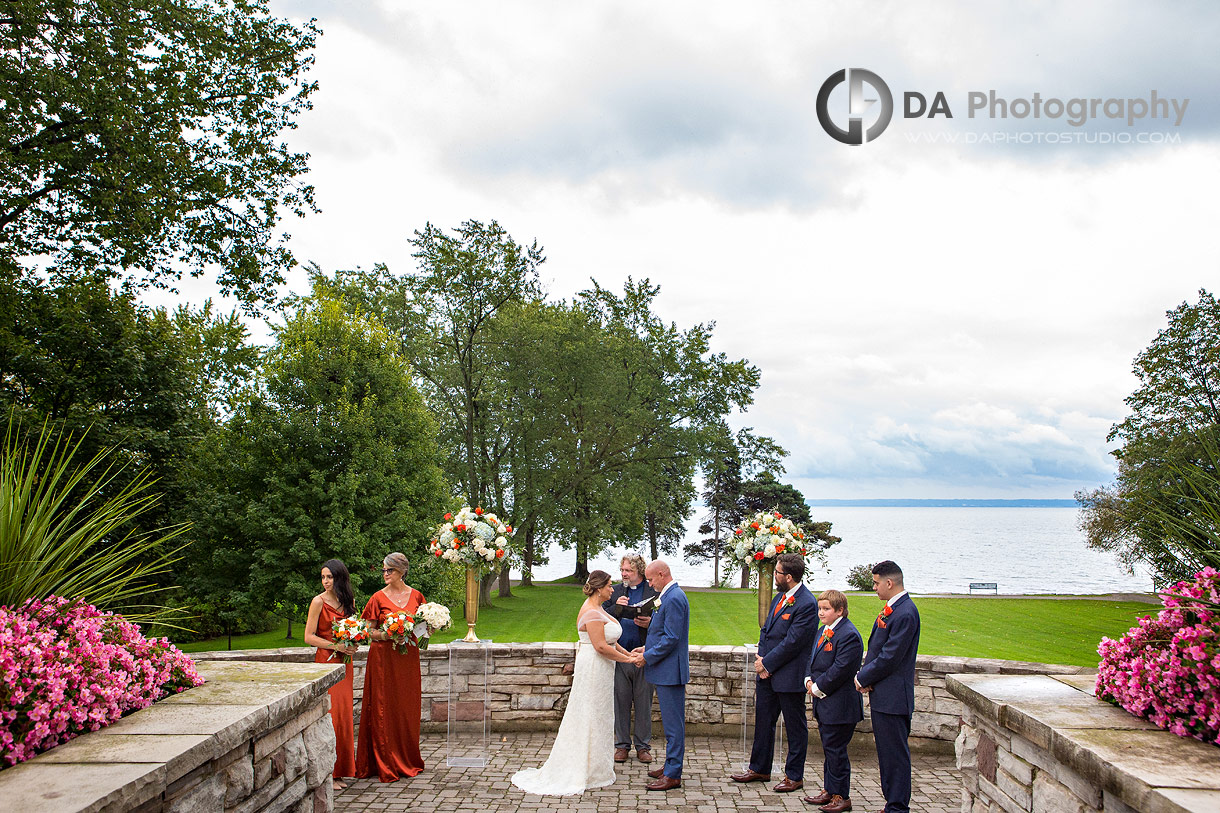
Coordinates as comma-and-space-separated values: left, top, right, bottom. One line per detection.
969, 582, 998, 594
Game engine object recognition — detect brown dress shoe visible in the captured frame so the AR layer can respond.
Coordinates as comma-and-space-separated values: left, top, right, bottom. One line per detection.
646, 775, 681, 791
819, 795, 852, 812
614, 747, 629, 763
637, 749, 653, 763
774, 777, 804, 792
730, 769, 772, 783
803, 789, 833, 805
648, 767, 665, 779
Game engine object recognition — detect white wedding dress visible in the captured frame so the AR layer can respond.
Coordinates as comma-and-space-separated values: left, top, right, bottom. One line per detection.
510, 609, 621, 795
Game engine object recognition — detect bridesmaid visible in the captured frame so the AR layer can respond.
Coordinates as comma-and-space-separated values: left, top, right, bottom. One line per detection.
354, 552, 427, 782
303, 559, 359, 790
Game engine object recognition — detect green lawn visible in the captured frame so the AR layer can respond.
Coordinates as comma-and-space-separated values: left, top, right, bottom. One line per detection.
175, 583, 1156, 667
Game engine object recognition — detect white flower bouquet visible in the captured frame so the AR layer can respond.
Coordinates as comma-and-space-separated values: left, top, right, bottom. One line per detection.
427, 506, 513, 573
411, 602, 452, 650
725, 510, 811, 572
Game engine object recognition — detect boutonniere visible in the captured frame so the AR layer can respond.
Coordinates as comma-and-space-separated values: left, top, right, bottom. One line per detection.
652, 596, 663, 610
825, 627, 835, 639
781, 596, 795, 609
876, 604, 893, 626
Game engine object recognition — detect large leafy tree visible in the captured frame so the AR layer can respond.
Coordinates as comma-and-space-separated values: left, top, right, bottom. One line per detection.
1077, 289, 1220, 587
183, 294, 449, 635
0, 0, 319, 307
0, 272, 257, 552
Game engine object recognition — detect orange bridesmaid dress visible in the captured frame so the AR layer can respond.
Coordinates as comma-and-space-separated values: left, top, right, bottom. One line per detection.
312, 601, 356, 778
354, 588, 426, 781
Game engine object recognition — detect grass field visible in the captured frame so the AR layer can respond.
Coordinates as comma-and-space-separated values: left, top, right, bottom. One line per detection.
175, 583, 1156, 667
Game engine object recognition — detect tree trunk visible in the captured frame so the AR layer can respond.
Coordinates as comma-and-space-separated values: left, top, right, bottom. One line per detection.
497, 562, 512, 597
285, 616, 293, 640
572, 534, 590, 581
522, 525, 534, 586
739, 564, 749, 589
647, 512, 658, 560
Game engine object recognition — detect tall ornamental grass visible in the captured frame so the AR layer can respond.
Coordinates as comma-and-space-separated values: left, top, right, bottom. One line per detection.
0, 420, 186, 624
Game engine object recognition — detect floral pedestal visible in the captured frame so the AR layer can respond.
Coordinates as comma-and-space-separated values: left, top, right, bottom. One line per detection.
463, 566, 480, 642
757, 559, 775, 628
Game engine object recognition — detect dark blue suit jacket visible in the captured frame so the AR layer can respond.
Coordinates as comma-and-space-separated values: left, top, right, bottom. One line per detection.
806, 618, 864, 725
758, 583, 818, 693
856, 593, 920, 716
643, 584, 690, 686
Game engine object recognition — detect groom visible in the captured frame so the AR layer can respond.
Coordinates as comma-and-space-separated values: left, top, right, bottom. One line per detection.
635, 559, 689, 791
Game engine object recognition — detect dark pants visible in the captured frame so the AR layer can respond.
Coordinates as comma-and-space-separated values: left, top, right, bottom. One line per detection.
613, 660, 654, 751
654, 683, 685, 779
749, 680, 808, 781
816, 719, 856, 798
871, 710, 912, 813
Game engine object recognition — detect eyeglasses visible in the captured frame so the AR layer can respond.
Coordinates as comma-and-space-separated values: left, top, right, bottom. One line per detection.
382, 568, 397, 574
774, 568, 787, 576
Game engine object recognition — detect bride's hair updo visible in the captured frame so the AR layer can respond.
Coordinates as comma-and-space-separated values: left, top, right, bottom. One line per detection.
583, 570, 612, 596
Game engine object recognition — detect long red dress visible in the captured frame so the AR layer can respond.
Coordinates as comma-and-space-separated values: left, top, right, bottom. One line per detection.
354, 587, 426, 781
312, 601, 356, 778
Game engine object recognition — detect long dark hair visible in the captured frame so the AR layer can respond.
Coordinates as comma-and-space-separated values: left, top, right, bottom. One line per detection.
324, 559, 356, 616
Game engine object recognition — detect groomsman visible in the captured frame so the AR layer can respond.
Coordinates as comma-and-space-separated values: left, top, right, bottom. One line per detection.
855, 561, 921, 813
803, 589, 864, 813
731, 553, 819, 793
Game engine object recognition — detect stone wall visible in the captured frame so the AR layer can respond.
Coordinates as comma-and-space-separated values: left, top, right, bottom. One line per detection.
199, 645, 1091, 741
0, 660, 343, 813
949, 672, 1220, 813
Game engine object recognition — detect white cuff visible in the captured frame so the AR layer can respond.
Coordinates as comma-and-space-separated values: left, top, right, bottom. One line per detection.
811, 682, 826, 699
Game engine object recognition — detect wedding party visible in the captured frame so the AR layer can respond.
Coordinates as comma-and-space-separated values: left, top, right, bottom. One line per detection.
301, 545, 922, 813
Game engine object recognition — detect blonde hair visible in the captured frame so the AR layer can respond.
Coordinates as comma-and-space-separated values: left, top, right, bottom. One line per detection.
619, 555, 647, 580
819, 589, 848, 617
583, 570, 612, 596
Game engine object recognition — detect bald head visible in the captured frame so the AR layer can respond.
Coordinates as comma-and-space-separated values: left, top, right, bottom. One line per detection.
645, 559, 672, 592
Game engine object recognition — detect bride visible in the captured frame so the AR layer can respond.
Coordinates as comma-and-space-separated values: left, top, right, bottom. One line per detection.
511, 570, 645, 795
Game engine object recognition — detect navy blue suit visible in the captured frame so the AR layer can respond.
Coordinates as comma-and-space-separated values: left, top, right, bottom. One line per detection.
806, 618, 864, 799
642, 583, 690, 779
856, 593, 920, 813
749, 583, 818, 781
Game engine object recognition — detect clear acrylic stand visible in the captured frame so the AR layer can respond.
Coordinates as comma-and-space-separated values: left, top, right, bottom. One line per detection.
739, 642, 787, 775
446, 638, 491, 768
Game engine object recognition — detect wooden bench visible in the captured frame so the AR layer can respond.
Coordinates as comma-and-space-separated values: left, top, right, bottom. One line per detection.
969, 582, 998, 594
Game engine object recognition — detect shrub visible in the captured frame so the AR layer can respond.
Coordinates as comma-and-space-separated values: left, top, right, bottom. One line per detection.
846, 562, 876, 591
1096, 567, 1220, 745
0, 596, 204, 766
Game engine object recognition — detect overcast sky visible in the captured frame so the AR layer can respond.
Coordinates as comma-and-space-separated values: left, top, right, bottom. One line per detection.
201, 0, 1220, 500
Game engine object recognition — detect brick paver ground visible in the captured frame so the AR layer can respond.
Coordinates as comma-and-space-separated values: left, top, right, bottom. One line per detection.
336, 734, 960, 812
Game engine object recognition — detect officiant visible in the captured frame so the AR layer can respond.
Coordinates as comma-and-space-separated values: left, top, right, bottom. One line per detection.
603, 554, 659, 764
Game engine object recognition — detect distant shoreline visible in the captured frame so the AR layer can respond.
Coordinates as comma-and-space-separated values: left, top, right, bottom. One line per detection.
807, 498, 1077, 508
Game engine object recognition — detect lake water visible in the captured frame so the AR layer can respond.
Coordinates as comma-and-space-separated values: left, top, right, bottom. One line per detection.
523, 507, 1155, 595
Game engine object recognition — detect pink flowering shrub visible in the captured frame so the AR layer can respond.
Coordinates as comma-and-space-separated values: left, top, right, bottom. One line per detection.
1097, 567, 1220, 745
0, 596, 205, 766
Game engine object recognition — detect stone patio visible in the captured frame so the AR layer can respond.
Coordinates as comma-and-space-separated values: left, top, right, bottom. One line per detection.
335, 734, 959, 812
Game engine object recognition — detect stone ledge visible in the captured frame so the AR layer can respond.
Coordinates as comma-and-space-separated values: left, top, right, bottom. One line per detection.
948, 672, 1220, 813
0, 661, 343, 813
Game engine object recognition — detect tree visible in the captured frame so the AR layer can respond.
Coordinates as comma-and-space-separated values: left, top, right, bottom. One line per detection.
183, 294, 450, 632
0, 0, 319, 308
0, 272, 257, 581
1077, 289, 1220, 587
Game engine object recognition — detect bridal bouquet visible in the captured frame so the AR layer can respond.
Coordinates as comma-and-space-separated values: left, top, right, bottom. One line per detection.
428, 506, 513, 573
411, 602, 452, 650
726, 510, 810, 572
330, 615, 371, 664
381, 610, 416, 653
